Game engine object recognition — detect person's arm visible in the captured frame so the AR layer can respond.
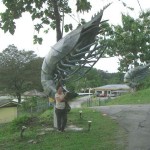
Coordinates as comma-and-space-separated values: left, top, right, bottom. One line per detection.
55, 94, 65, 102
64, 92, 70, 101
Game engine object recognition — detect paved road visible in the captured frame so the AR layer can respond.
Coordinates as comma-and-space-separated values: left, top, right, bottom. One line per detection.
93, 104, 150, 150
69, 96, 89, 108
70, 97, 150, 150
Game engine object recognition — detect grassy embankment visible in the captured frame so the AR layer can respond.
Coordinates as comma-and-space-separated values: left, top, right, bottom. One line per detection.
82, 88, 150, 107
0, 107, 126, 150
107, 88, 150, 105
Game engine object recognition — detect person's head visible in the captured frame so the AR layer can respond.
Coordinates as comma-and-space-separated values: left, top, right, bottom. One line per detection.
56, 82, 63, 94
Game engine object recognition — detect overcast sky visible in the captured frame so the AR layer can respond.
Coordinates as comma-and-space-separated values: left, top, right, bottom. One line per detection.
0, 0, 149, 72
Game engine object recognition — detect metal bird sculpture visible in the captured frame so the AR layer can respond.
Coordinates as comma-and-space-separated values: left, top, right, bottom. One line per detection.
41, 5, 110, 96
124, 63, 150, 91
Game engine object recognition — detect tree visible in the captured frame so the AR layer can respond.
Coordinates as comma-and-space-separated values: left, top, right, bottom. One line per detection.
104, 11, 150, 72
65, 67, 124, 92
0, 45, 41, 102
0, 0, 91, 43
24, 56, 44, 91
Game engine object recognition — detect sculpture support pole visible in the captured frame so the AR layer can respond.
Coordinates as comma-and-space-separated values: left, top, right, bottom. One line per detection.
53, 106, 57, 128
49, 97, 57, 128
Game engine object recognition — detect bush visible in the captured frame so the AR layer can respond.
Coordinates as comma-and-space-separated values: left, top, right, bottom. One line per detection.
11, 115, 33, 130
21, 96, 38, 111
39, 108, 53, 126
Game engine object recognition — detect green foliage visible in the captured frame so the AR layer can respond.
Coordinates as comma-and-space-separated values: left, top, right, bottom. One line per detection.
11, 115, 32, 130
33, 35, 43, 44
103, 11, 150, 72
64, 24, 73, 32
21, 96, 38, 111
76, 0, 91, 12
24, 57, 44, 91
66, 67, 124, 92
0, 0, 92, 43
39, 108, 53, 125
0, 45, 43, 101
19, 97, 49, 117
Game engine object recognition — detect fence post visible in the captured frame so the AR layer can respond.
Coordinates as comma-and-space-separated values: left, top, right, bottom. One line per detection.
99, 98, 101, 106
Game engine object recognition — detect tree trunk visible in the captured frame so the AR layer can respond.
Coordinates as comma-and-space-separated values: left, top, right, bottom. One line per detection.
52, 0, 62, 41
16, 92, 21, 103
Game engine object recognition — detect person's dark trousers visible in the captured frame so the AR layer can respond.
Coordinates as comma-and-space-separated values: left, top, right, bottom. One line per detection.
55, 108, 67, 131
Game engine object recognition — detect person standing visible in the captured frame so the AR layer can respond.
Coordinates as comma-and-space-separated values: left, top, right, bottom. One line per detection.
55, 84, 67, 132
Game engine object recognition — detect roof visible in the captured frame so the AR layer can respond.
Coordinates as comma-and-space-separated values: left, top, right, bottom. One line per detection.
23, 89, 46, 97
93, 84, 131, 91
77, 93, 92, 96
0, 99, 18, 108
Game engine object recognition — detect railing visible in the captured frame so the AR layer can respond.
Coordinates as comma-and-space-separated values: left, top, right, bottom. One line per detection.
86, 97, 112, 107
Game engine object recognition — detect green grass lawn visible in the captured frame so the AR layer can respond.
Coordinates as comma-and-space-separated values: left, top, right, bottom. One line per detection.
0, 108, 126, 150
2, 88, 150, 149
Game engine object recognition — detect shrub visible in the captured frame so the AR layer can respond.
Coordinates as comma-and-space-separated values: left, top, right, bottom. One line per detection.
39, 108, 53, 126
11, 115, 32, 130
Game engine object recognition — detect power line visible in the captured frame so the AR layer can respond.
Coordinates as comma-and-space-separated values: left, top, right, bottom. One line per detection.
136, 0, 143, 12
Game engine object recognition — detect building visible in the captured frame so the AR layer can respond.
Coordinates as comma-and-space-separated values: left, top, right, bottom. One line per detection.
93, 84, 131, 97
23, 89, 46, 97
0, 99, 18, 124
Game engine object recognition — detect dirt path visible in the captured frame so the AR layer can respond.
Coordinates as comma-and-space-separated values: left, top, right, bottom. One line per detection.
93, 104, 150, 150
